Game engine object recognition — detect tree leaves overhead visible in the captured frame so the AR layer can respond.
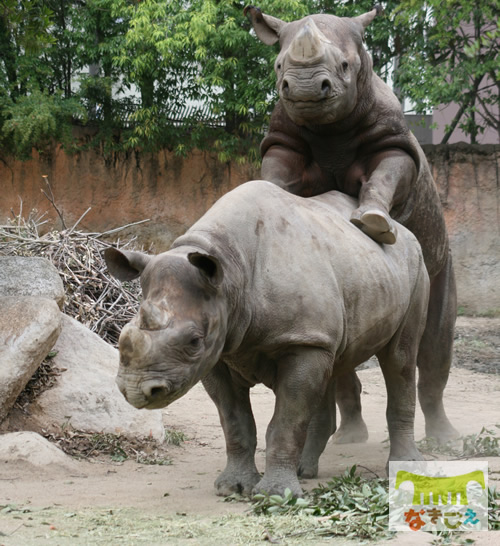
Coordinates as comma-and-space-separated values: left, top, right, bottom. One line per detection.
0, 1, 496, 160
394, 0, 499, 143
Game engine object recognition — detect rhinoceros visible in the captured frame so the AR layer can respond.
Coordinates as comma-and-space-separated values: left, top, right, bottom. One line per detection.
245, 6, 457, 443
105, 180, 428, 497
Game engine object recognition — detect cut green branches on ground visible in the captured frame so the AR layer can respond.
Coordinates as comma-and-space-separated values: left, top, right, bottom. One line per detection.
417, 426, 500, 458
252, 465, 392, 540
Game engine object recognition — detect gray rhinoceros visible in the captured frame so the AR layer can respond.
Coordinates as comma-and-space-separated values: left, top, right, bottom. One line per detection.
105, 180, 428, 497
244, 6, 457, 443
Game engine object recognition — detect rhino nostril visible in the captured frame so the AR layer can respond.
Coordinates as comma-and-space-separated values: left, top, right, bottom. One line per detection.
321, 79, 332, 97
282, 79, 290, 97
150, 386, 166, 398
142, 383, 169, 401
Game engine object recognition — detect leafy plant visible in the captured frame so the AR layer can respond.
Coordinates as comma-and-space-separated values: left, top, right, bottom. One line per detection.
489, 486, 500, 531
417, 426, 500, 458
251, 461, 500, 539
164, 429, 188, 446
394, 0, 500, 143
2, 89, 84, 158
252, 466, 392, 540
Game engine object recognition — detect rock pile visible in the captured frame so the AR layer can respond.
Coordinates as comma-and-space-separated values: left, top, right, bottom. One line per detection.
0, 256, 164, 444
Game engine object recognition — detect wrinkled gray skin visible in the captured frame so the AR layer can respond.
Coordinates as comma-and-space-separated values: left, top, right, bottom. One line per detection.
105, 180, 429, 497
245, 6, 458, 444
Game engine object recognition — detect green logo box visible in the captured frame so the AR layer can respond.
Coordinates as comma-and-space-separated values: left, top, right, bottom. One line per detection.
389, 461, 488, 532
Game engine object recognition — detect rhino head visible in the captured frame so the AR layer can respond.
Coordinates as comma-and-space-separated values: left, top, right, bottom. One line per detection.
104, 247, 227, 410
245, 6, 379, 125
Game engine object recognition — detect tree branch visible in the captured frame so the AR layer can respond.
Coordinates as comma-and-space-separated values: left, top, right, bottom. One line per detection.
441, 75, 484, 144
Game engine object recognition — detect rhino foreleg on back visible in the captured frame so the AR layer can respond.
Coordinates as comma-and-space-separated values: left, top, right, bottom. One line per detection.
350, 150, 417, 245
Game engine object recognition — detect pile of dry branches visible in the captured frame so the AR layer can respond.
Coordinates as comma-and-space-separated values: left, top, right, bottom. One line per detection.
0, 206, 148, 346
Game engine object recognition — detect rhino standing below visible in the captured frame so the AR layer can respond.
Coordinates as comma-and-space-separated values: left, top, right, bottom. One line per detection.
245, 6, 458, 443
105, 180, 429, 497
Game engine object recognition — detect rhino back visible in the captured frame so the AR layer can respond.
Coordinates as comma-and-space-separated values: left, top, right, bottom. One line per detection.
177, 181, 426, 358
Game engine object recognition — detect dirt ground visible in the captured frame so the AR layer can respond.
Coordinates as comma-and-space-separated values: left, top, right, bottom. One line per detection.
0, 316, 499, 545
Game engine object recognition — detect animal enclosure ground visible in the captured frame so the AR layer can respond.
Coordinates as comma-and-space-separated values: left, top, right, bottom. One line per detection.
0, 317, 499, 545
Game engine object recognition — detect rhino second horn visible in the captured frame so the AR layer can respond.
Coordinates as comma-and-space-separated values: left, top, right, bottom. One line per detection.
119, 324, 152, 361
288, 19, 326, 63
139, 301, 169, 330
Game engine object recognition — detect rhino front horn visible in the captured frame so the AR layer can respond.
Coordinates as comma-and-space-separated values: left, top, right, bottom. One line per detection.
119, 324, 152, 361
288, 19, 326, 63
139, 301, 169, 330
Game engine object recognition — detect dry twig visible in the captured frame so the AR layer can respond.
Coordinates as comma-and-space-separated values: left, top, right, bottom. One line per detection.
0, 212, 146, 346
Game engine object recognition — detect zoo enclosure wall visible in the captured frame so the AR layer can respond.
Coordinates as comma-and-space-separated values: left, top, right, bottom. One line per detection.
0, 143, 499, 315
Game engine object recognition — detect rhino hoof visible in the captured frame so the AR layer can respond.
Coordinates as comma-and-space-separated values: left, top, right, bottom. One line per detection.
253, 478, 303, 498
350, 209, 397, 245
332, 419, 369, 444
297, 460, 318, 479
215, 470, 261, 497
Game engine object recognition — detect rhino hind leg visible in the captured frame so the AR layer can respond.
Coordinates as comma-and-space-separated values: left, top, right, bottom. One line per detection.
417, 252, 459, 443
350, 208, 397, 245
298, 378, 337, 478
377, 264, 428, 464
332, 371, 369, 444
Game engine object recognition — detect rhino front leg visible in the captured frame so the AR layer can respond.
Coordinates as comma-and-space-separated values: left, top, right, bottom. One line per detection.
350, 150, 416, 245
255, 347, 332, 497
202, 362, 261, 496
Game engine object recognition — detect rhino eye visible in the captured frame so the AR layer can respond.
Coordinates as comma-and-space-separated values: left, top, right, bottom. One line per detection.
342, 61, 349, 72
188, 336, 202, 348
277, 63, 282, 70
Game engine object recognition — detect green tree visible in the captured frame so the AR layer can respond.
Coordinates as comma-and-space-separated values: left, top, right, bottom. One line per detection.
394, 0, 500, 143
4, 1, 494, 159
0, 1, 85, 157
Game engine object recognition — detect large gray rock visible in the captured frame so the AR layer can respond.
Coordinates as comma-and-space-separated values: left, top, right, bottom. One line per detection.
24, 314, 165, 441
0, 296, 62, 422
0, 256, 65, 309
0, 431, 79, 472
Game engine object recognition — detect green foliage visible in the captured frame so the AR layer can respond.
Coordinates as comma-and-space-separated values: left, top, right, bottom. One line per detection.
252, 465, 392, 540
417, 426, 500, 458
2, 89, 85, 158
1, 1, 495, 159
251, 462, 500, 538
489, 486, 500, 531
394, 0, 500, 143
164, 428, 188, 446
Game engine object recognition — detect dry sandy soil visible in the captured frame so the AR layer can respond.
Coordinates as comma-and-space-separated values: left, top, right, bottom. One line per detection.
0, 317, 499, 545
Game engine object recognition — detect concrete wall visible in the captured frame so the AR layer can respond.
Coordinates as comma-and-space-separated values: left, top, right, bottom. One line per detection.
424, 144, 500, 314
1, 143, 499, 314
1, 146, 258, 251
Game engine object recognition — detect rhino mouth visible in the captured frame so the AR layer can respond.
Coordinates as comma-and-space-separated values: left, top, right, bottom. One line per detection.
117, 373, 191, 410
282, 94, 343, 123
284, 95, 338, 106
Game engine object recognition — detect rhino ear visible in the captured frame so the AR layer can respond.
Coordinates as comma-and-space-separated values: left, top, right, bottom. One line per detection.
244, 6, 285, 45
188, 252, 224, 288
104, 247, 151, 281
353, 5, 381, 31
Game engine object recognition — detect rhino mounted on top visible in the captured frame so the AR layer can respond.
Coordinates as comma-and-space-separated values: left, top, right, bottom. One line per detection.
244, 5, 458, 443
